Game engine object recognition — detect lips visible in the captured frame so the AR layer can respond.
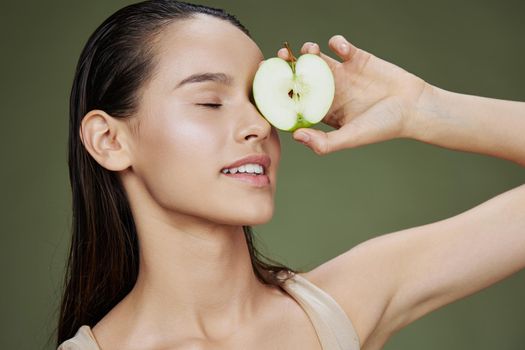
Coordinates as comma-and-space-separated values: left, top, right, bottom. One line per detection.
221, 154, 271, 173
222, 172, 270, 187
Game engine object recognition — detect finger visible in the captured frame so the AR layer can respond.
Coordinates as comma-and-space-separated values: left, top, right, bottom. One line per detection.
278, 42, 340, 72
299, 42, 341, 72
292, 125, 353, 155
301, 42, 319, 55
279, 42, 319, 60
300, 47, 340, 70
301, 42, 313, 53
277, 47, 289, 60
328, 34, 359, 62
318, 51, 341, 71
293, 101, 402, 154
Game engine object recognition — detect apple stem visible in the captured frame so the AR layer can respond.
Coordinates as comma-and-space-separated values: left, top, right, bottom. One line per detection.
283, 41, 297, 73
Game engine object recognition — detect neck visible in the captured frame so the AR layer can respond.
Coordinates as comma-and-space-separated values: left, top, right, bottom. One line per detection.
134, 221, 266, 320
110, 173, 274, 342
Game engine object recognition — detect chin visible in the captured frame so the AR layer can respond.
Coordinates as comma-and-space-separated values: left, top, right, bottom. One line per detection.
245, 216, 273, 226
237, 204, 275, 226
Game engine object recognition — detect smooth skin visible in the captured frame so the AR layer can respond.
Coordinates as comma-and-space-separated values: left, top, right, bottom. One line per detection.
279, 36, 525, 349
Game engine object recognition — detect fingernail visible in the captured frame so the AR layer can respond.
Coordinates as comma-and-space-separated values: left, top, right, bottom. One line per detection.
340, 42, 349, 54
295, 132, 310, 143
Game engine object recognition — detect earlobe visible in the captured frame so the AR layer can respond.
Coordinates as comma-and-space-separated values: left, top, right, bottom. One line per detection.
79, 109, 132, 171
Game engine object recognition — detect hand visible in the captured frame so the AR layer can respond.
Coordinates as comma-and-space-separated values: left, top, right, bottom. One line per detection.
277, 35, 429, 155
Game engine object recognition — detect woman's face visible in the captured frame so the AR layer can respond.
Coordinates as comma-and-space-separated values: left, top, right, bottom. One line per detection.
126, 15, 280, 227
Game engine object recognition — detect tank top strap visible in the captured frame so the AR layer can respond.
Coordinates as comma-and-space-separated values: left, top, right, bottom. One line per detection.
58, 273, 361, 350
57, 325, 101, 350
278, 270, 360, 350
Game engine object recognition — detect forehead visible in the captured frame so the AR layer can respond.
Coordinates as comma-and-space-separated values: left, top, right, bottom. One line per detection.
154, 15, 264, 86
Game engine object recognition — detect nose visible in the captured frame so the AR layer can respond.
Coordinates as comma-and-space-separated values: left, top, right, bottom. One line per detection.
236, 100, 272, 142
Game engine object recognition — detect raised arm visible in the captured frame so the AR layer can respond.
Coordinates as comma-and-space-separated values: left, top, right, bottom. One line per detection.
282, 35, 525, 349
410, 84, 525, 166
305, 182, 525, 349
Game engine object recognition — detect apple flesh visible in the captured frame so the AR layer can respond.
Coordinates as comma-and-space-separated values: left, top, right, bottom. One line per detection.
252, 42, 335, 132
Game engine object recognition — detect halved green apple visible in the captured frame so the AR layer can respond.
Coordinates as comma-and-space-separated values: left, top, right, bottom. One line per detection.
253, 42, 335, 132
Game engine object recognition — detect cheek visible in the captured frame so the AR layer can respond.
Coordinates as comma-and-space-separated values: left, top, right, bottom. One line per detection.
133, 111, 223, 211
142, 114, 217, 166
128, 103, 278, 226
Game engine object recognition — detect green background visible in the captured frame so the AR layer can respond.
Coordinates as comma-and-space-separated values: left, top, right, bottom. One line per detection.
1, 0, 524, 349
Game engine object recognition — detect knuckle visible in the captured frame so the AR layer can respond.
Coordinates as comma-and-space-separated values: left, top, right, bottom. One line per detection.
316, 142, 329, 155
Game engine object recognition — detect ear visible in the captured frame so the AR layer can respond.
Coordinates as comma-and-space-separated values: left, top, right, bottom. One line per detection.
79, 109, 132, 171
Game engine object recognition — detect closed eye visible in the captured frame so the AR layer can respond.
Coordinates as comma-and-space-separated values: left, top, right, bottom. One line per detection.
197, 103, 222, 109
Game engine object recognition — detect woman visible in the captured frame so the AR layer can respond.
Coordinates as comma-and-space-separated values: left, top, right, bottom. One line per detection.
57, 0, 525, 349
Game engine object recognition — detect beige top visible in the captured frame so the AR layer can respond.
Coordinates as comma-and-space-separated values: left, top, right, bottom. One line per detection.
57, 271, 360, 350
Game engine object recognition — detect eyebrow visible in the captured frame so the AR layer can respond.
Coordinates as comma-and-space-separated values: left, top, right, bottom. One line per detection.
175, 72, 234, 90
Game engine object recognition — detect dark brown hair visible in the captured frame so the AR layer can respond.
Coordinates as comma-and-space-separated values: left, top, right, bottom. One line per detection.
56, 0, 300, 346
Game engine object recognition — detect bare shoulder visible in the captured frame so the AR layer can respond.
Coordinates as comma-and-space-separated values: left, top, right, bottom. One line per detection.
300, 235, 403, 348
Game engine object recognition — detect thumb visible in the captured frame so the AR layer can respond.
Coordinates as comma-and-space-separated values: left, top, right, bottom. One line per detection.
292, 124, 362, 155
293, 99, 405, 154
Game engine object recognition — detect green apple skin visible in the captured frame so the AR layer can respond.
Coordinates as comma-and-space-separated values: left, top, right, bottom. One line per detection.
286, 116, 315, 132
252, 53, 334, 132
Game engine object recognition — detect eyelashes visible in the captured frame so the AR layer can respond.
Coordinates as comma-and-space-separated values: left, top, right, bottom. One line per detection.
197, 103, 222, 109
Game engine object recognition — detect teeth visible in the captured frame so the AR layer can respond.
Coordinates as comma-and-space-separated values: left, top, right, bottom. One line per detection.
222, 163, 264, 175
